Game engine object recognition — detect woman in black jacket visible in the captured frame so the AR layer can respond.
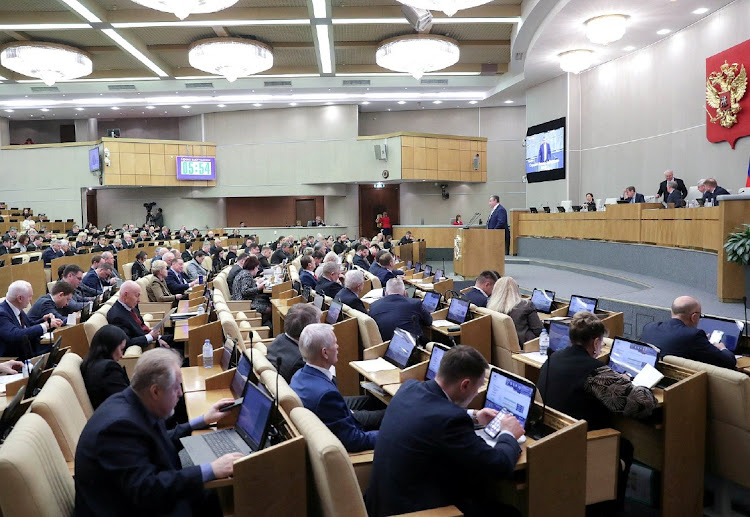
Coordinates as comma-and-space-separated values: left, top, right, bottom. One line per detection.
80, 325, 130, 409
131, 250, 148, 280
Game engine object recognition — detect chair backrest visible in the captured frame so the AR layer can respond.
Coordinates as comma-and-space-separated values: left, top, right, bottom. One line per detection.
260, 369, 301, 416
288, 264, 300, 284
83, 312, 109, 345
473, 307, 522, 374
29, 375, 87, 462
135, 274, 153, 301
219, 310, 243, 344
50, 352, 94, 418
662, 356, 750, 487
343, 306, 382, 349
47, 280, 56, 293
0, 413, 75, 517
123, 262, 133, 280
213, 274, 230, 300
290, 407, 367, 517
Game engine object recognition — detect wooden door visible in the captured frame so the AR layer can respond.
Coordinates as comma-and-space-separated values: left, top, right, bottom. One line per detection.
295, 199, 316, 227
86, 189, 97, 227
358, 184, 400, 238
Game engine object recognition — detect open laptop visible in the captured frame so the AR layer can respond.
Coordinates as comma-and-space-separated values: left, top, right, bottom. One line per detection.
432, 269, 443, 282
28, 255, 40, 262
325, 300, 343, 325
0, 386, 26, 443
608, 337, 659, 378
425, 343, 449, 381
179, 381, 274, 466
405, 284, 417, 298
484, 366, 536, 429
422, 265, 432, 278
383, 328, 418, 369
313, 294, 324, 310
548, 321, 572, 353
406, 260, 412, 270
446, 297, 471, 324
698, 315, 744, 352
422, 291, 441, 313
567, 295, 598, 317
413, 262, 422, 273
530, 288, 555, 313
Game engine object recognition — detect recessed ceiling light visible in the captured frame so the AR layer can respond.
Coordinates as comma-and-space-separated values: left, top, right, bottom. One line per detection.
30, 114, 34, 117
75, 107, 84, 111
217, 104, 226, 107
181, 105, 191, 109
388, 108, 391, 111
692, 7, 709, 14
623, 45, 636, 51
40, 108, 49, 112
503, 100, 513, 104
656, 29, 671, 35
253, 103, 262, 107
469, 100, 478, 105
4, 109, 13, 112
111, 106, 120, 110
146, 105, 155, 109
397, 101, 406, 105
289, 102, 297, 106
432, 100, 442, 104
361, 101, 370, 105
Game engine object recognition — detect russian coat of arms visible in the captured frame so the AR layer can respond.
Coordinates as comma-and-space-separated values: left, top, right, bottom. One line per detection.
706, 61, 747, 128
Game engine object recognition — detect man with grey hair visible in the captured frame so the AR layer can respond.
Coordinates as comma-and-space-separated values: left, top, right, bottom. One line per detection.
107, 280, 172, 349
0, 280, 62, 357
74, 348, 239, 517
161, 251, 175, 268
101, 251, 121, 278
266, 303, 322, 383
314, 261, 344, 298
41, 238, 63, 266
334, 269, 367, 314
369, 278, 432, 341
82, 262, 115, 295
290, 323, 383, 452
656, 169, 688, 200
665, 180, 685, 208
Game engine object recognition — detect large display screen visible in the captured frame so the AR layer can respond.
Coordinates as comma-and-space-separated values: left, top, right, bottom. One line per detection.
176, 156, 216, 180
525, 117, 565, 183
89, 147, 101, 172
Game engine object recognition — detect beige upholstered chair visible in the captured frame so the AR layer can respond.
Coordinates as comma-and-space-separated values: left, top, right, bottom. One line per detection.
213, 274, 231, 300
260, 369, 301, 416
248, 348, 275, 377
473, 307, 523, 375
0, 413, 75, 517
122, 262, 133, 280
83, 312, 109, 345
29, 375, 87, 462
50, 352, 94, 419
135, 274, 153, 301
343, 306, 383, 350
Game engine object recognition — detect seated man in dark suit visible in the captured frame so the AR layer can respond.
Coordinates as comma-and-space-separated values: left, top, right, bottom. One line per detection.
107, 281, 172, 350
166, 259, 199, 296
181, 241, 194, 263
0, 235, 12, 255
463, 270, 499, 308
621, 186, 645, 203
366, 345, 524, 517
641, 295, 736, 369
314, 261, 344, 298
227, 253, 250, 292
0, 280, 62, 358
334, 269, 367, 314
298, 255, 318, 289
28, 280, 75, 322
82, 262, 115, 295
332, 234, 349, 255
266, 303, 321, 383
665, 180, 685, 208
656, 169, 688, 201
398, 231, 414, 245
369, 278, 432, 341
352, 244, 371, 270
701, 177, 731, 206
259, 246, 273, 270
41, 239, 63, 266
74, 348, 240, 517
270, 242, 292, 265
370, 252, 403, 291
62, 264, 96, 311
290, 324, 382, 452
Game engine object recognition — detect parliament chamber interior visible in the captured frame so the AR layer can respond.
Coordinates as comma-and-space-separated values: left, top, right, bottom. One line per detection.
1, 0, 750, 516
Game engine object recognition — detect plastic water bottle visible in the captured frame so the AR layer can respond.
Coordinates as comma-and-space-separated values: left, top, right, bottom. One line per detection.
539, 329, 549, 356
202, 339, 213, 368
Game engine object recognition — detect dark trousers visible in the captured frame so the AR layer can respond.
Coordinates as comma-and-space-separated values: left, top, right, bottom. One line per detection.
345, 395, 386, 431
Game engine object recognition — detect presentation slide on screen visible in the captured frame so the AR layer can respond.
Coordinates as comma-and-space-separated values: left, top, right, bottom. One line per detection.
525, 127, 564, 174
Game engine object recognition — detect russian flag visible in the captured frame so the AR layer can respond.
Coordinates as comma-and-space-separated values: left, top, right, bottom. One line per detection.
747, 155, 750, 187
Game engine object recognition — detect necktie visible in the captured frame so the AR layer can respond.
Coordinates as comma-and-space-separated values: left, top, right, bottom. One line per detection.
19, 311, 27, 328
332, 376, 338, 388
130, 308, 151, 333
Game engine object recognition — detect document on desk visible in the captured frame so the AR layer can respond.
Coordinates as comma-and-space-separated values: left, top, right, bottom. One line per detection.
632, 363, 664, 389
432, 320, 456, 328
520, 352, 548, 364
351, 358, 397, 372
0, 373, 24, 394
67, 313, 77, 326
362, 291, 384, 302
416, 283, 434, 290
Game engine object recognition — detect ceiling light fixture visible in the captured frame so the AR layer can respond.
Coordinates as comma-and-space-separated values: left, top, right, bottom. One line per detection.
111, 106, 120, 110
312, 0, 327, 18
0, 42, 92, 86
253, 103, 262, 107
188, 38, 273, 82
432, 100, 442, 104
40, 108, 49, 112
315, 25, 333, 74
181, 105, 191, 108
624, 46, 636, 51
361, 101, 370, 105
584, 14, 628, 45
656, 29, 671, 35
146, 105, 155, 109
558, 49, 594, 74
469, 100, 478, 104
59, 0, 102, 23
75, 107, 84, 111
503, 99, 513, 104
693, 7, 709, 15
217, 104, 226, 107
129, 0, 240, 20
397, 101, 407, 104
4, 109, 14, 112
289, 102, 297, 106
376, 35, 460, 80
395, 0, 492, 17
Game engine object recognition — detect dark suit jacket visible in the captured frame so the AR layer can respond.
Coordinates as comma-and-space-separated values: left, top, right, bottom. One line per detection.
537, 142, 552, 162
365, 379, 521, 517
487, 203, 508, 230
73, 387, 203, 517
369, 294, 433, 340
82, 269, 105, 295
334, 287, 366, 314
641, 318, 736, 369
226, 264, 242, 291
463, 286, 488, 308
270, 249, 289, 265
122, 240, 136, 249
0, 300, 45, 358
181, 250, 193, 263
290, 365, 376, 452
28, 293, 67, 322
107, 301, 150, 349
315, 277, 343, 298
703, 186, 731, 206
666, 189, 685, 208
352, 254, 370, 270
131, 261, 148, 281
630, 193, 646, 203
508, 298, 544, 344
0, 245, 12, 256
299, 269, 317, 289
657, 178, 688, 199
166, 269, 190, 295
265, 334, 305, 384
81, 358, 130, 409
41, 247, 61, 266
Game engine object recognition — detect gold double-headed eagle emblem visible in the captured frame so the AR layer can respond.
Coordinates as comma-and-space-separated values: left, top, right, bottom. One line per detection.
706, 61, 747, 128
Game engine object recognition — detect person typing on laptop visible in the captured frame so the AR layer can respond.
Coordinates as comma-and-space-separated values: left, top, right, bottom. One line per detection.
74, 348, 240, 517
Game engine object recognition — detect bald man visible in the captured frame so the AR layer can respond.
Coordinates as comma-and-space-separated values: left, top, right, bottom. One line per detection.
640, 296, 736, 369
107, 281, 172, 350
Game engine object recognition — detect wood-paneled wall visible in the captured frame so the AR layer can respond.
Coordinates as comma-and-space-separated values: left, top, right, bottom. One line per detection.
225, 197, 324, 228
400, 133, 487, 182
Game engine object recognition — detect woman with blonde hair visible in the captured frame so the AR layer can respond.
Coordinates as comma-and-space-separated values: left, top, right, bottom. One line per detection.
146, 260, 181, 302
486, 276, 543, 345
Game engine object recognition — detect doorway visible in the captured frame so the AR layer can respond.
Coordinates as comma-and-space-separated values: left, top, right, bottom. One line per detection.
86, 189, 97, 227
60, 124, 76, 143
295, 198, 316, 227
358, 184, 400, 238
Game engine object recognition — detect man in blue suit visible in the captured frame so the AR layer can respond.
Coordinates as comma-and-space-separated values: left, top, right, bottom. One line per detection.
166, 258, 199, 296
665, 181, 685, 208
82, 262, 114, 295
74, 348, 240, 517
641, 296, 736, 369
371, 252, 404, 288
366, 345, 524, 516
352, 244, 371, 270
298, 255, 318, 289
487, 194, 510, 255
334, 269, 367, 314
290, 324, 381, 452
537, 136, 552, 163
0, 280, 62, 358
701, 177, 731, 206
369, 278, 432, 341
28, 281, 75, 322
462, 270, 500, 308
622, 186, 646, 203
41, 239, 63, 267
314, 261, 344, 298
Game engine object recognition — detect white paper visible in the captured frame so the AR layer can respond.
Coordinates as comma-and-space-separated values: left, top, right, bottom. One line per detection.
66, 313, 77, 326
417, 283, 434, 290
0, 372, 23, 386
632, 363, 664, 389
520, 352, 548, 364
432, 319, 457, 328
362, 291, 384, 301
351, 357, 397, 372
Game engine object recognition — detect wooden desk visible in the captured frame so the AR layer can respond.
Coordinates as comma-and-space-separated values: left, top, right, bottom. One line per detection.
182, 365, 223, 392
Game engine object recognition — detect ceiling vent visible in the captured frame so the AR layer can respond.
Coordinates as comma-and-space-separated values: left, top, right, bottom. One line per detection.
107, 84, 136, 91
343, 79, 370, 86
264, 80, 292, 87
420, 79, 448, 85
30, 86, 60, 93
185, 82, 214, 89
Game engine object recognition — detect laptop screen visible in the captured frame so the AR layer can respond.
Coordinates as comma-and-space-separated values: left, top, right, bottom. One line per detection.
326, 300, 342, 325
425, 343, 449, 381
414, 262, 422, 273
567, 295, 598, 317
313, 294, 324, 309
231, 354, 251, 398
384, 328, 416, 369
235, 381, 274, 451
530, 289, 555, 313
447, 298, 470, 324
406, 260, 412, 270
220, 340, 234, 371
698, 316, 744, 352
485, 367, 536, 428
405, 284, 417, 298
422, 265, 432, 278
422, 291, 441, 313
548, 321, 572, 352
609, 337, 659, 377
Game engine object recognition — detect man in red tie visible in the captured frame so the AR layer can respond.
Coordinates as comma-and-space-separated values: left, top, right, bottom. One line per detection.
0, 280, 62, 358
106, 281, 172, 350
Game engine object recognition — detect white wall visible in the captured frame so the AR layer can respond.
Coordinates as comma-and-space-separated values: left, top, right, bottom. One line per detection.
97, 117, 180, 140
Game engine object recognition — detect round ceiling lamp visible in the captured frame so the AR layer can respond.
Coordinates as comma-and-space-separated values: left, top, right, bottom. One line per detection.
584, 14, 628, 45
376, 35, 460, 80
130, 0, 240, 20
396, 0, 492, 17
188, 38, 273, 82
0, 41, 92, 86
558, 49, 594, 74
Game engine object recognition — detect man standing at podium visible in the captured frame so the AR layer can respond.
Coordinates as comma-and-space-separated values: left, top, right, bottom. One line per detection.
487, 195, 509, 255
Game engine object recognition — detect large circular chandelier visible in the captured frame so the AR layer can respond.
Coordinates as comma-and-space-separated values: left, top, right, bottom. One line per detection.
130, 0, 240, 20
584, 14, 628, 45
376, 35, 460, 80
189, 38, 273, 82
0, 42, 92, 85
396, 0, 493, 17
558, 49, 594, 74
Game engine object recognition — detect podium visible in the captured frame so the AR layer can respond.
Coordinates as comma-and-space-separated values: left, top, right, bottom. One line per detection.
453, 228, 505, 277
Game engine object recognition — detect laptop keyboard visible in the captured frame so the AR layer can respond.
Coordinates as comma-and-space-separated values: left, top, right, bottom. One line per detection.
204, 430, 241, 456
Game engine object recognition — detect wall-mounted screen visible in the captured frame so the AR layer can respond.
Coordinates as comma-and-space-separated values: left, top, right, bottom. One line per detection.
89, 147, 101, 172
176, 156, 216, 180
525, 117, 565, 183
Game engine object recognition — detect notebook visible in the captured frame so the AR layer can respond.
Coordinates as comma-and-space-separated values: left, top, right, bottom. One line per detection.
425, 343, 449, 381
567, 295, 598, 317
530, 288, 555, 313
608, 337, 659, 378
422, 291, 441, 313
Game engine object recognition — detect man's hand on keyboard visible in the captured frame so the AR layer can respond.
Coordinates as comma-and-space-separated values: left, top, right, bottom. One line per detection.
211, 453, 244, 479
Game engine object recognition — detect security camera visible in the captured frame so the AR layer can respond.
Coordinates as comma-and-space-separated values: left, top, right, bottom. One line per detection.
104, 148, 110, 157
104, 157, 111, 167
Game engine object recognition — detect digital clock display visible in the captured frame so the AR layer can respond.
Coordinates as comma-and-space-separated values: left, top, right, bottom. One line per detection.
176, 156, 216, 180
